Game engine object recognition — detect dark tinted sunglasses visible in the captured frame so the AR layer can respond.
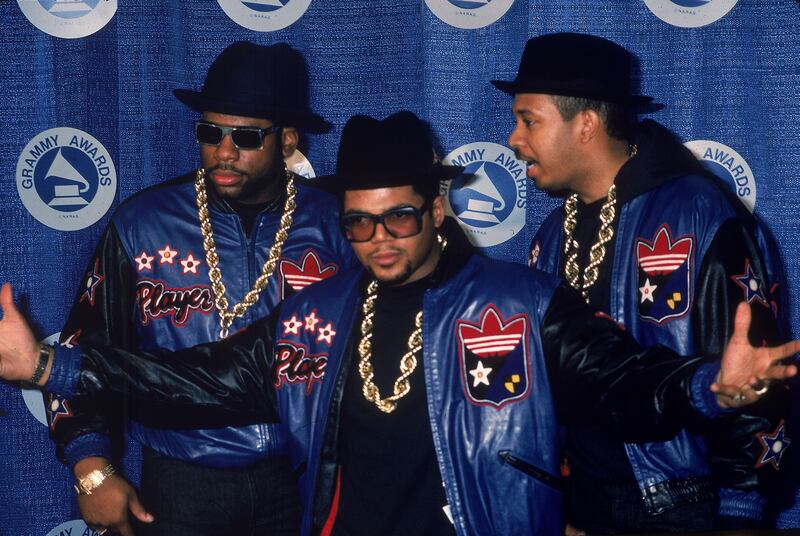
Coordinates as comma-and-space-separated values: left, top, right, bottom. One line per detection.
194, 121, 280, 150
340, 201, 430, 242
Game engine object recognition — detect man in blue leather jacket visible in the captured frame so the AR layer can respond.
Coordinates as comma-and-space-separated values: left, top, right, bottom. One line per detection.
48, 42, 356, 535
494, 33, 789, 532
1, 111, 796, 536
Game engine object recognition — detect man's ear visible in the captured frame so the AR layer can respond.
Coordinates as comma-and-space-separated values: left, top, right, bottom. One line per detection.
281, 127, 299, 158
432, 195, 446, 228
577, 109, 602, 145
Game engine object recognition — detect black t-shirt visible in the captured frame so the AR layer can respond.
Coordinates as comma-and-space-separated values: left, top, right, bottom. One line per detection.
331, 275, 455, 535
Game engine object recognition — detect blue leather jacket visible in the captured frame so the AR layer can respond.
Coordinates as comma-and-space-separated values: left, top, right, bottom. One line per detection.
49, 228, 725, 535
51, 171, 357, 468
529, 121, 787, 520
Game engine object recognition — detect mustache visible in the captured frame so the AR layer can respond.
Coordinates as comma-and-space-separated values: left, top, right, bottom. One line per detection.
207, 163, 247, 176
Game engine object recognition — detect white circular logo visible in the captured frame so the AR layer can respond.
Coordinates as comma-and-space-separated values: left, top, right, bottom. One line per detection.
217, 0, 311, 32
685, 139, 756, 212
17, 0, 117, 39
17, 127, 117, 231
21, 333, 60, 427
46, 520, 104, 536
642, 0, 739, 28
285, 148, 316, 178
442, 142, 527, 247
425, 0, 515, 29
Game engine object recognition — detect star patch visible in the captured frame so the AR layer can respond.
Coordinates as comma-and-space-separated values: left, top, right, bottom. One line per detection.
135, 251, 155, 272
158, 244, 178, 264
316, 322, 337, 346
457, 305, 530, 408
283, 315, 302, 336
46, 394, 73, 430
180, 253, 202, 275
279, 250, 338, 299
79, 258, 106, 307
305, 310, 320, 332
636, 225, 693, 324
731, 259, 769, 307
756, 420, 790, 470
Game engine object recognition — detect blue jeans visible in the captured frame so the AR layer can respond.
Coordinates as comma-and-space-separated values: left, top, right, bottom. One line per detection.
137, 448, 300, 536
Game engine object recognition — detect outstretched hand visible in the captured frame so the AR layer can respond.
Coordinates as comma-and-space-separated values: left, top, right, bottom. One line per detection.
713, 302, 799, 408
0, 283, 41, 383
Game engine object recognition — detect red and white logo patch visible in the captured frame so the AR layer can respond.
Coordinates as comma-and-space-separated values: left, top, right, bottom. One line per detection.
279, 250, 338, 299
636, 225, 694, 324
456, 305, 530, 408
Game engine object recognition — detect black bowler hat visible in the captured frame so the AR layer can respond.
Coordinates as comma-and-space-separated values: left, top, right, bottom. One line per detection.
492, 33, 658, 109
312, 111, 464, 192
174, 42, 332, 134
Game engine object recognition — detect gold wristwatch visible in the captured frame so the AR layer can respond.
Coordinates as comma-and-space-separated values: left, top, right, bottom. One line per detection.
74, 464, 115, 495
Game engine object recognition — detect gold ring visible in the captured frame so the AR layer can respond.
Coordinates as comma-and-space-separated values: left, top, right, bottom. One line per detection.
733, 392, 747, 403
752, 379, 769, 396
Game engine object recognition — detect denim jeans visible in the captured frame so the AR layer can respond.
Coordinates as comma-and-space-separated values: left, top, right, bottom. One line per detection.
137, 448, 300, 536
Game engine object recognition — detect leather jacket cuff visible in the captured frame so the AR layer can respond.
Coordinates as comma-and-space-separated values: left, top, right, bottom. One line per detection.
691, 362, 731, 418
45, 346, 82, 396
63, 433, 112, 471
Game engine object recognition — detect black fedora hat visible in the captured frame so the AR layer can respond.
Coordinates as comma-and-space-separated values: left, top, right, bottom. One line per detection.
492, 33, 657, 109
174, 42, 332, 134
312, 111, 464, 192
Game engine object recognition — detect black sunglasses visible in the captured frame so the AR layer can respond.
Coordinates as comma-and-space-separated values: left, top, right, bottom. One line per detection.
340, 201, 430, 243
194, 121, 280, 150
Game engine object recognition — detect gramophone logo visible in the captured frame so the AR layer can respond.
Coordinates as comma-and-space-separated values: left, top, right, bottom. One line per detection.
425, 0, 515, 29
17, 127, 117, 231
217, 0, 312, 32
442, 142, 526, 247
17, 0, 117, 39
642, 0, 739, 27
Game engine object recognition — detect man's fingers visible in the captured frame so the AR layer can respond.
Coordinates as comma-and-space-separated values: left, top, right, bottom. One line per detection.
116, 521, 135, 536
768, 340, 800, 364
0, 283, 16, 320
129, 493, 154, 523
730, 301, 752, 346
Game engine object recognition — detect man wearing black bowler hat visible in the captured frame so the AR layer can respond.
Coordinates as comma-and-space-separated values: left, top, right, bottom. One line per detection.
2, 111, 797, 536
49, 41, 356, 535
493, 33, 789, 532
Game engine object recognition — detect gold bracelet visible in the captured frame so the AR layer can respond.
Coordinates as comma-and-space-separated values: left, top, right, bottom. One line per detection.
74, 464, 116, 496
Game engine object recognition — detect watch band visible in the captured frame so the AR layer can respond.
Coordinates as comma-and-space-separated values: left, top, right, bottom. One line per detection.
27, 344, 52, 386
74, 464, 116, 496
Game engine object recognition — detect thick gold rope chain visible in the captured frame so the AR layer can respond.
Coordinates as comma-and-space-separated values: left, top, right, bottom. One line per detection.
357, 236, 447, 413
561, 144, 637, 303
195, 167, 297, 338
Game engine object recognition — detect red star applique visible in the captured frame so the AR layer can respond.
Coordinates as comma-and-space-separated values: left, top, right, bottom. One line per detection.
79, 258, 106, 307
180, 253, 202, 275
158, 244, 178, 265
135, 251, 155, 272
305, 310, 320, 332
317, 322, 337, 346
283, 315, 303, 336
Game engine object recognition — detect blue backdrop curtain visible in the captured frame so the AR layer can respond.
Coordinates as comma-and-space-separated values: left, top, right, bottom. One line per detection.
1, 1, 799, 533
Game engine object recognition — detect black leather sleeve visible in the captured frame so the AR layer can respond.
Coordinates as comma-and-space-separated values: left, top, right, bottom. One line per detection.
49, 223, 137, 464
694, 218, 788, 493
73, 313, 280, 428
542, 283, 709, 443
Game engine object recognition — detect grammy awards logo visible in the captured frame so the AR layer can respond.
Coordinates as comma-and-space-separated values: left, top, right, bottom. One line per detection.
17, 0, 117, 39
217, 0, 311, 32
425, 0, 514, 29
642, 0, 739, 27
684, 140, 756, 212
16, 127, 117, 231
441, 142, 526, 247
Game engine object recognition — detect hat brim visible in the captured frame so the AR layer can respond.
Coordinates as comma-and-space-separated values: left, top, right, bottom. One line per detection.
174, 89, 332, 134
305, 163, 465, 194
490, 79, 663, 111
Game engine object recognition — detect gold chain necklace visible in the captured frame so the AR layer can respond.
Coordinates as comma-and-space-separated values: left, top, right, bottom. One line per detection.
195, 167, 297, 338
357, 236, 446, 413
562, 144, 637, 303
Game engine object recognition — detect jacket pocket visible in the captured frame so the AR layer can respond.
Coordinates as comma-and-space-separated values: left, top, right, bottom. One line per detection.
498, 450, 562, 492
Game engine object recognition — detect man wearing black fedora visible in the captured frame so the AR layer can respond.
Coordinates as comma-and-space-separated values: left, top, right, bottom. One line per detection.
1, 111, 797, 536
494, 33, 788, 532
48, 41, 356, 535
